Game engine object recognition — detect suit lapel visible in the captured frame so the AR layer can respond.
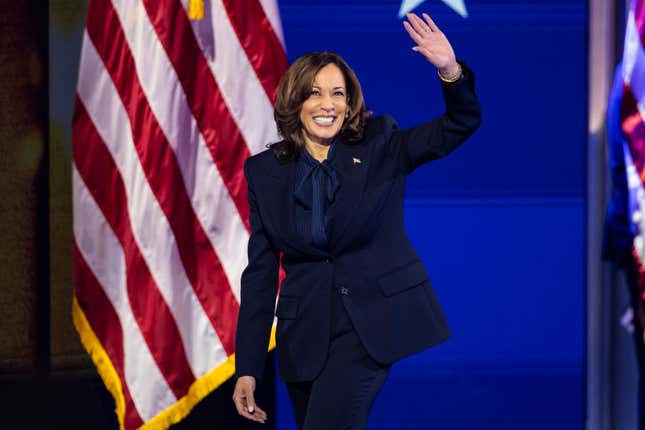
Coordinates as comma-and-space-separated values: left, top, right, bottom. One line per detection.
329, 140, 371, 251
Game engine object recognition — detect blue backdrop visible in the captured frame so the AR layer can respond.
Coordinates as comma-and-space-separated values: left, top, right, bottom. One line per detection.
274, 1, 586, 428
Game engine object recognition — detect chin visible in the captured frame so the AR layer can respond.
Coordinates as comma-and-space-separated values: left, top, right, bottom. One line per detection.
313, 128, 341, 142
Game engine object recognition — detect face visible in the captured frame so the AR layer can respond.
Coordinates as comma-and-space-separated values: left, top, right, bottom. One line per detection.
299, 63, 348, 147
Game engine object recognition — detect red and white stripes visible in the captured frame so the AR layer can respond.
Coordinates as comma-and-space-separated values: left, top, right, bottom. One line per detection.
72, 1, 286, 429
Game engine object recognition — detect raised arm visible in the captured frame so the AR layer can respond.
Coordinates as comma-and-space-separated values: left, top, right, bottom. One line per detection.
393, 13, 482, 173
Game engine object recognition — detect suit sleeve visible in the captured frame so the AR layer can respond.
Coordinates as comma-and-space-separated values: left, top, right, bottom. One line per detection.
234, 158, 280, 382
389, 61, 482, 174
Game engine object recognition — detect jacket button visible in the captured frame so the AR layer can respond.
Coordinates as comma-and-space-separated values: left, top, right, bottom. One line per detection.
339, 287, 349, 295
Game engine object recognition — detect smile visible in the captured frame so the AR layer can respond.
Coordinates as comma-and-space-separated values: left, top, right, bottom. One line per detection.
313, 116, 336, 125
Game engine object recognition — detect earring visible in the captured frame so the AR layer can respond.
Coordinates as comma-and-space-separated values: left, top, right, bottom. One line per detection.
345, 112, 349, 118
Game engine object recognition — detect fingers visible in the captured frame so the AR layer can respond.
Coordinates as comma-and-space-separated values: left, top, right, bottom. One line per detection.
233, 397, 267, 423
422, 13, 440, 32
233, 385, 267, 424
403, 21, 424, 45
245, 389, 257, 414
251, 404, 268, 421
407, 13, 432, 35
404, 12, 453, 68
236, 404, 267, 423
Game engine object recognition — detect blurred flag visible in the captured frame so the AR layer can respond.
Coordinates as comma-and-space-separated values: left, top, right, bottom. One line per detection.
71, 0, 287, 428
604, 0, 645, 426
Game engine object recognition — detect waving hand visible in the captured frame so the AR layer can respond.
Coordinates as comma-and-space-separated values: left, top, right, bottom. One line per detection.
403, 12, 461, 79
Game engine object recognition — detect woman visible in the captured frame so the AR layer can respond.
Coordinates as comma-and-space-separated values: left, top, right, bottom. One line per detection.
232, 12, 481, 429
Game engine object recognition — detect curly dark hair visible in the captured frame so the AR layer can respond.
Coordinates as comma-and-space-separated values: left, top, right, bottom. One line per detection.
270, 52, 367, 160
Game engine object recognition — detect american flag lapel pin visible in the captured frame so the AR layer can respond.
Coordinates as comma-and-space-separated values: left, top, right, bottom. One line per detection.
352, 157, 362, 165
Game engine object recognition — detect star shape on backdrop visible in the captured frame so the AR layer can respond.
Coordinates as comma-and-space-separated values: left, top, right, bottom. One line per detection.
399, 0, 468, 18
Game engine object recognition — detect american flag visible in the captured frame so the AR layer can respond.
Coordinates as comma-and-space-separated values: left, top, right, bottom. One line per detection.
621, 0, 645, 345
603, 0, 645, 425
71, 0, 287, 428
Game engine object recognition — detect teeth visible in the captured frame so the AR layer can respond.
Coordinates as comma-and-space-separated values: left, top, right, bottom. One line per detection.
313, 116, 334, 124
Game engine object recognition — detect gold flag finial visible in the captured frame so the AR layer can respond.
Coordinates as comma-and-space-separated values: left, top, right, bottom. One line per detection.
189, 0, 204, 20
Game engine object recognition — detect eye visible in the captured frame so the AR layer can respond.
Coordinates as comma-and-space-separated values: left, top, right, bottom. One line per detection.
310, 89, 320, 96
334, 91, 345, 97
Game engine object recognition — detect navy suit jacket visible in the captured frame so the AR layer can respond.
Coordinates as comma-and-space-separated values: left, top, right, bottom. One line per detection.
235, 62, 481, 382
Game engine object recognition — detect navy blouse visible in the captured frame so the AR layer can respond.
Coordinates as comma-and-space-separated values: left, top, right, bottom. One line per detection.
292, 141, 340, 250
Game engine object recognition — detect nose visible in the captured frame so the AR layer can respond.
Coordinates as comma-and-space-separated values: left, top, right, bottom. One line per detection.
320, 95, 334, 111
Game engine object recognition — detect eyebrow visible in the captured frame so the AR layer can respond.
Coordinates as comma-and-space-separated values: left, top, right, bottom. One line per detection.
311, 85, 346, 90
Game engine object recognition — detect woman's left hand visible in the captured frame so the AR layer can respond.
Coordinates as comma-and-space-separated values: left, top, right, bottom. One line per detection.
403, 12, 460, 77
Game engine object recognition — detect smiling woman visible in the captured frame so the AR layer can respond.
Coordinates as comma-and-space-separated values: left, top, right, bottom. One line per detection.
232, 12, 482, 430
271, 52, 367, 161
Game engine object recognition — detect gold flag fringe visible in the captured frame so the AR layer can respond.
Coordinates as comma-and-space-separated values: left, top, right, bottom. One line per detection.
73, 296, 277, 430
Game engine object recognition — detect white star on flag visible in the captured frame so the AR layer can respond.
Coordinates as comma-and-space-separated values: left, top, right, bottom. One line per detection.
399, 0, 469, 18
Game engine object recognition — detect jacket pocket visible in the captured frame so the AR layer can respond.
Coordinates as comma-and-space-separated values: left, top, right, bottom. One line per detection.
275, 296, 299, 319
377, 261, 429, 297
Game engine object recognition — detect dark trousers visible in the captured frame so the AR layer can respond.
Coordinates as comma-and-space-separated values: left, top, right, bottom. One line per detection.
285, 289, 391, 430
